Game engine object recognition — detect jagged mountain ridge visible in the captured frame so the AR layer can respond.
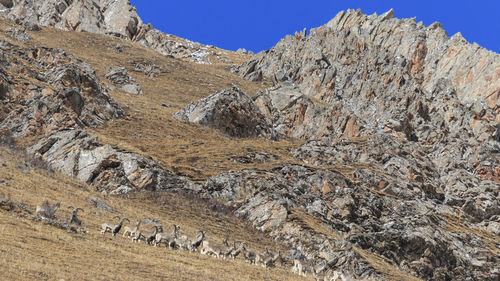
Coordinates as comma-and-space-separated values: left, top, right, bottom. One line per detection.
236, 9, 499, 110
0, 3, 498, 281
0, 0, 244, 64
200, 8, 499, 280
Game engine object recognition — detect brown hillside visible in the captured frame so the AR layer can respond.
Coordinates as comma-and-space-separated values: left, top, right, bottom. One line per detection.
0, 145, 302, 281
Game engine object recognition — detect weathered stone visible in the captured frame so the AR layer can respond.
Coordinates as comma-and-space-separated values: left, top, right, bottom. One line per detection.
223, 9, 500, 280
133, 62, 162, 78
6, 28, 31, 42
89, 197, 114, 213
174, 87, 274, 139
0, 0, 13, 8
28, 130, 189, 193
0, 0, 237, 64
0, 46, 123, 137
104, 67, 143, 95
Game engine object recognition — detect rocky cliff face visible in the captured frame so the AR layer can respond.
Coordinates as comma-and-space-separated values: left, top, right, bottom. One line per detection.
0, 44, 123, 137
0, 0, 239, 64
0, 36, 188, 195
190, 8, 498, 281
235, 9, 500, 111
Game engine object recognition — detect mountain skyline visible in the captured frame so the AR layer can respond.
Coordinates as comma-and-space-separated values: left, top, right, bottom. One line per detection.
131, 0, 500, 53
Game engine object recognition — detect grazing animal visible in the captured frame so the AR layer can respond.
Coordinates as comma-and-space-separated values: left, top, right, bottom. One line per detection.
123, 219, 142, 238
68, 206, 84, 226
132, 226, 156, 244
174, 229, 204, 252
229, 241, 245, 259
261, 250, 282, 268
101, 216, 130, 237
292, 259, 307, 277
147, 226, 162, 245
242, 243, 260, 265
187, 231, 205, 252
201, 239, 234, 259
155, 224, 179, 248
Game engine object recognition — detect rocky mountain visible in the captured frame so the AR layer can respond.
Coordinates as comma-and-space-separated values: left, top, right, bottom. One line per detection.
0, 0, 242, 64
0, 3, 498, 281
204, 8, 500, 280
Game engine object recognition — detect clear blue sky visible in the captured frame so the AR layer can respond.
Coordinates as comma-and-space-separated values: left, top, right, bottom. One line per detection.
130, 0, 500, 54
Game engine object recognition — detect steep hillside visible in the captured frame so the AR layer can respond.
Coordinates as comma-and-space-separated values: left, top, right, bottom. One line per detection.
0, 144, 301, 281
0, 3, 498, 281
0, 0, 245, 64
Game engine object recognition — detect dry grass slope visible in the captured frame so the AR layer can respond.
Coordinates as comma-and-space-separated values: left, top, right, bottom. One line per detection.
5, 18, 303, 181
0, 146, 303, 281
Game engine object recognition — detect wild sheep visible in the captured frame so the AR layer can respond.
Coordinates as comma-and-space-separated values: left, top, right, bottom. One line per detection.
201, 239, 234, 259
175, 230, 205, 252
123, 219, 142, 238
132, 226, 156, 244
101, 216, 130, 237
35, 201, 60, 219
188, 231, 205, 252
255, 247, 272, 266
242, 243, 261, 265
155, 224, 178, 248
292, 258, 327, 278
68, 206, 84, 226
229, 241, 244, 259
292, 259, 307, 277
147, 225, 162, 245
261, 250, 282, 268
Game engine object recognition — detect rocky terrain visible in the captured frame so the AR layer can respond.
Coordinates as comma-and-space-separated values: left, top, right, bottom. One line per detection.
0, 2, 498, 281
0, 0, 244, 64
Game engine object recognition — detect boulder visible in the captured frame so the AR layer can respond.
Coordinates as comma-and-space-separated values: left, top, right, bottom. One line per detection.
28, 130, 189, 193
101, 0, 143, 39
0, 0, 13, 8
174, 87, 274, 139
104, 67, 144, 95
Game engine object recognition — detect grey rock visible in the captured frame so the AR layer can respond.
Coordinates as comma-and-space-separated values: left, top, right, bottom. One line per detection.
222, 9, 500, 280
89, 198, 114, 213
108, 44, 124, 53
236, 48, 247, 54
120, 83, 143, 95
0, 46, 123, 137
0, 0, 12, 8
6, 28, 31, 42
28, 129, 189, 193
0, 0, 234, 64
174, 87, 274, 139
104, 67, 143, 95
133, 62, 162, 78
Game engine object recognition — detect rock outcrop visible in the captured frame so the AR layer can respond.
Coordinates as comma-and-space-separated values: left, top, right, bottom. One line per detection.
0, 0, 240, 64
198, 154, 499, 280
28, 130, 188, 194
174, 87, 274, 139
0, 36, 186, 195
0, 43, 123, 137
220, 8, 500, 280
104, 67, 143, 95
0, 4, 498, 281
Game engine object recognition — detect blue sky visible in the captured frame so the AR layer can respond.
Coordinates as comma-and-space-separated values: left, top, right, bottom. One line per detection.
130, 1, 500, 54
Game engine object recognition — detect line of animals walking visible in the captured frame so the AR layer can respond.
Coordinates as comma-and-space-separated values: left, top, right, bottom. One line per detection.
35, 200, 345, 281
